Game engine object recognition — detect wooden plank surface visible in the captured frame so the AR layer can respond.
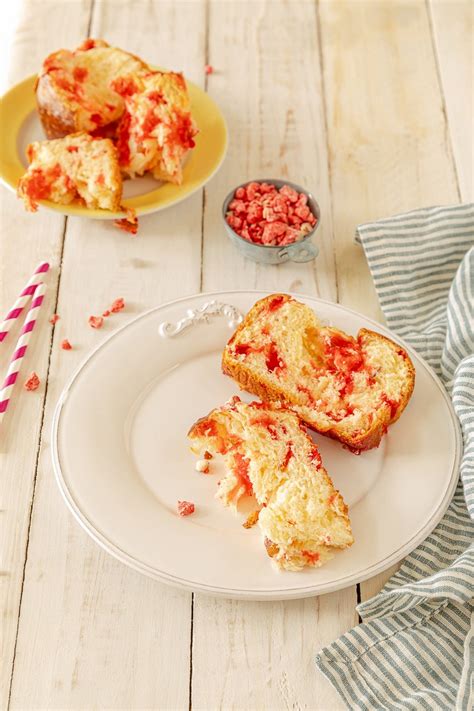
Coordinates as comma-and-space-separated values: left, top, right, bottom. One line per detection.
193, 3, 354, 709
429, 0, 473, 201
0, 2, 92, 707
7, 1, 204, 709
0, 4, 22, 93
318, 0, 460, 606
192, 593, 355, 711
201, 0, 338, 301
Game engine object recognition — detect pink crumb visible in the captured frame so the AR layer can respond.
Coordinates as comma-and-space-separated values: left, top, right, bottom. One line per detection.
49, 314, 60, 325
24, 372, 40, 391
110, 298, 125, 313
177, 500, 195, 517
114, 209, 138, 235
204, 64, 214, 75
88, 315, 104, 329
102, 310, 111, 317
61, 339, 72, 350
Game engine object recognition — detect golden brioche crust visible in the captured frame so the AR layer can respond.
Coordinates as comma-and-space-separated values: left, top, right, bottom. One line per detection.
35, 75, 77, 138
222, 294, 415, 453
35, 40, 149, 139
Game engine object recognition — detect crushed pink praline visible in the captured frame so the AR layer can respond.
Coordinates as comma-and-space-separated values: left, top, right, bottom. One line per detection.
226, 182, 317, 247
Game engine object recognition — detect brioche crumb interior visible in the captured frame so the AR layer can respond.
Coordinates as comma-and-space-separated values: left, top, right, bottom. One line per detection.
18, 133, 121, 211
189, 397, 353, 572
224, 294, 413, 442
113, 70, 198, 184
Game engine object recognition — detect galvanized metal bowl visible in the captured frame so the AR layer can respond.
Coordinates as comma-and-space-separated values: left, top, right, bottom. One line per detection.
222, 179, 320, 265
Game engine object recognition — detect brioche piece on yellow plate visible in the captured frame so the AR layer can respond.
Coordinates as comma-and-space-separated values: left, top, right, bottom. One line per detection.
35, 39, 149, 138
17, 132, 122, 212
113, 70, 198, 184
188, 396, 353, 572
222, 294, 415, 453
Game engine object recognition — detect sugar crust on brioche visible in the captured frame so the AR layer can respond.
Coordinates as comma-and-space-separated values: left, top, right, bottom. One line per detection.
17, 132, 122, 212
35, 39, 149, 138
188, 397, 353, 572
222, 294, 415, 452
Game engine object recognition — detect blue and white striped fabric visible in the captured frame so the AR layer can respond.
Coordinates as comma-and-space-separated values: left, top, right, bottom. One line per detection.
316, 204, 474, 710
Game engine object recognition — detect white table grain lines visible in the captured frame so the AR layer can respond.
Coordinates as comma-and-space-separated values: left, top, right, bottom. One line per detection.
1, 1, 472, 709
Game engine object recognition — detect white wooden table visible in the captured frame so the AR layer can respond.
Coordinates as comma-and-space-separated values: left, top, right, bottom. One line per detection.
2, 2, 472, 709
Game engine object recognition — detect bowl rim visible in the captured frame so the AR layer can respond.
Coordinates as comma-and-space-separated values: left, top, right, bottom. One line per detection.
222, 178, 320, 250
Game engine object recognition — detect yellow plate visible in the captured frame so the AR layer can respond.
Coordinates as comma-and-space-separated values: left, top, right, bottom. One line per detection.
0, 74, 227, 219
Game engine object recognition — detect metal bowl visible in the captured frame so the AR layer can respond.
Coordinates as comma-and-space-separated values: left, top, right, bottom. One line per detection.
222, 179, 320, 265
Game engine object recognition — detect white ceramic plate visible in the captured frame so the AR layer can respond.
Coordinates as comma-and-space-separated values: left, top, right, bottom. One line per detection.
52, 291, 461, 600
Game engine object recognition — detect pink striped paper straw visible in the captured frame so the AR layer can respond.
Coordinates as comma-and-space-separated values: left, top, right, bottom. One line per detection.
0, 261, 49, 343
0, 282, 47, 424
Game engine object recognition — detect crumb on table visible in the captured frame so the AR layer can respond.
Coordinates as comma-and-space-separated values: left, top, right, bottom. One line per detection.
177, 500, 195, 517
24, 372, 40, 391
88, 315, 104, 329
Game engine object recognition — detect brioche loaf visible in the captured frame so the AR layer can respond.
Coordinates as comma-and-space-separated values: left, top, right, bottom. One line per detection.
34, 39, 198, 193
18, 132, 122, 212
188, 396, 353, 571
35, 39, 149, 139
222, 294, 415, 452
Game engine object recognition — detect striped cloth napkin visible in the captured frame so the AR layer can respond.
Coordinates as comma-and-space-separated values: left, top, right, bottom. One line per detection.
316, 204, 474, 710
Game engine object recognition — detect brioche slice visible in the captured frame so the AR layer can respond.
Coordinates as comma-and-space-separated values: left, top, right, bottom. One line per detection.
35, 39, 149, 138
222, 294, 415, 452
113, 70, 198, 184
17, 132, 122, 212
188, 396, 353, 572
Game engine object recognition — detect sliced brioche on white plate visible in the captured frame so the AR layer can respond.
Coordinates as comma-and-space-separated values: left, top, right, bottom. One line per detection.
222, 294, 415, 452
188, 396, 353, 572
